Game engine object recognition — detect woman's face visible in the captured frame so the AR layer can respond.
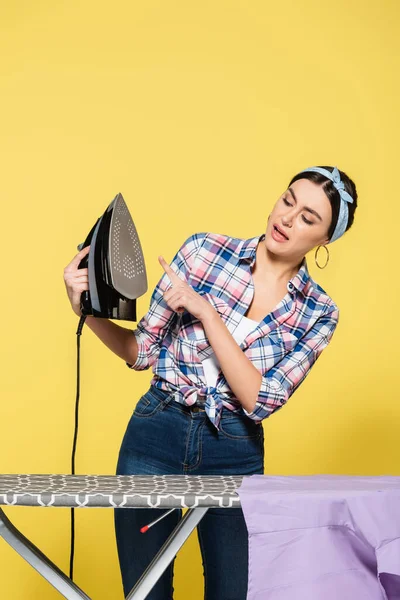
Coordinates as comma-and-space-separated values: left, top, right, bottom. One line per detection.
264, 178, 332, 258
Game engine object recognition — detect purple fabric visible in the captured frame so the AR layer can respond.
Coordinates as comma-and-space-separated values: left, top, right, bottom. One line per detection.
237, 475, 400, 600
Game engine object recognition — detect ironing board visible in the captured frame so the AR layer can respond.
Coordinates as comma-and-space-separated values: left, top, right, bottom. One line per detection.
0, 474, 243, 600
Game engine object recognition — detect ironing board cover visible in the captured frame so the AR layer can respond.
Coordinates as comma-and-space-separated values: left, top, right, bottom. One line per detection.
237, 474, 400, 600
0, 474, 242, 508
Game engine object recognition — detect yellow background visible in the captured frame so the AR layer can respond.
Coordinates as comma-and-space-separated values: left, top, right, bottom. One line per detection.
0, 1, 398, 598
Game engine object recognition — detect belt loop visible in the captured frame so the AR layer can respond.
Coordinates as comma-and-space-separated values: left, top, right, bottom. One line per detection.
161, 391, 175, 409
149, 385, 175, 408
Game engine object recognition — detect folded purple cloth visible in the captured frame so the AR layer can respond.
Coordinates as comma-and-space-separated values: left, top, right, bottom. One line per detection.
237, 475, 400, 600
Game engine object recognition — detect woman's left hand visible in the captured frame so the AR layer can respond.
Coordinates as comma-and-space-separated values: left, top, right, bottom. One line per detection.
158, 255, 212, 322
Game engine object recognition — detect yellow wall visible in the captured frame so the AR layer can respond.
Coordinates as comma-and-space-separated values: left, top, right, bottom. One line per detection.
0, 1, 398, 597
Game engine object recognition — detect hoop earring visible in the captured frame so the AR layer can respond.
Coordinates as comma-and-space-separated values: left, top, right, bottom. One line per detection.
314, 245, 330, 269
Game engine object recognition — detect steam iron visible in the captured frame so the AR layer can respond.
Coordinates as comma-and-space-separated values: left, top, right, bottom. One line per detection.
77, 193, 148, 321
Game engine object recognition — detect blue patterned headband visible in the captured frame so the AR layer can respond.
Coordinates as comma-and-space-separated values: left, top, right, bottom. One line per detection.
298, 166, 354, 243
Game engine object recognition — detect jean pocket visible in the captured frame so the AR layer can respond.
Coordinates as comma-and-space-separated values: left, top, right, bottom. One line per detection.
219, 412, 263, 440
133, 390, 167, 418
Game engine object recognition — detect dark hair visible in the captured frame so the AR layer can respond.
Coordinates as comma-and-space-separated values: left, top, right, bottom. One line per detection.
288, 166, 358, 241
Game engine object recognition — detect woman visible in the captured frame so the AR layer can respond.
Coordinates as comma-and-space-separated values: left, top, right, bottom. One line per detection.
63, 165, 357, 599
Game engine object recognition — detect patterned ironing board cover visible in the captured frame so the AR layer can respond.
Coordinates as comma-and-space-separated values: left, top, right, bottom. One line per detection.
0, 474, 243, 509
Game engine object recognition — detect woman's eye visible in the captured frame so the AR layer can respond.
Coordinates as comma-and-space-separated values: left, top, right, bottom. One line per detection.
283, 197, 313, 225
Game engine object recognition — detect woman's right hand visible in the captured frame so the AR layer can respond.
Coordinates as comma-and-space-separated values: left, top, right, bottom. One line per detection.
63, 246, 91, 317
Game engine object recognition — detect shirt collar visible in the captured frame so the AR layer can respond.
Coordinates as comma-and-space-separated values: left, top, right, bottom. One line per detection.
235, 233, 310, 296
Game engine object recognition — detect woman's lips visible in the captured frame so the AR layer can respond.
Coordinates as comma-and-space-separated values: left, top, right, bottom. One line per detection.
272, 224, 289, 242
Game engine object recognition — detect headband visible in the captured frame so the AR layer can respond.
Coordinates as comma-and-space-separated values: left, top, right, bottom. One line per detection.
298, 166, 354, 243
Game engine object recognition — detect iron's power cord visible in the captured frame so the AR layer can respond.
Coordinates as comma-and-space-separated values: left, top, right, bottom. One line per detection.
69, 314, 87, 581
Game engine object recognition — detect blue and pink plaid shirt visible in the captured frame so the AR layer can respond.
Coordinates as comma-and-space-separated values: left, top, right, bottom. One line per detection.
127, 232, 340, 430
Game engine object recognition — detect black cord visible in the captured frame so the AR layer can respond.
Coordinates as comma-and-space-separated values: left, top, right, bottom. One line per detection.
70, 315, 87, 581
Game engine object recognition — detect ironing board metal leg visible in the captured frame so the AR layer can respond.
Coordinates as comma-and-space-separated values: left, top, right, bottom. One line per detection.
126, 507, 209, 600
0, 507, 91, 600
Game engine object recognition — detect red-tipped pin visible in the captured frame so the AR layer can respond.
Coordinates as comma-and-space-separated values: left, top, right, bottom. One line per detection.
140, 508, 176, 533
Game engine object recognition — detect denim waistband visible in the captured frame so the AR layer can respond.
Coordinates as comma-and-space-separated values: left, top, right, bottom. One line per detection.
149, 384, 207, 411
147, 384, 264, 423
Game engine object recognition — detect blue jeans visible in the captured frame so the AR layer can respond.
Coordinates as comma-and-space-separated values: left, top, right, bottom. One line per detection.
114, 384, 264, 600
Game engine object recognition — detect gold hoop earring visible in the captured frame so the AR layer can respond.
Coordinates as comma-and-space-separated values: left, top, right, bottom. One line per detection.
314, 245, 330, 269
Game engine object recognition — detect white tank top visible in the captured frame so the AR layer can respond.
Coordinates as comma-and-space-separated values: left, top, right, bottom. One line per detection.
201, 315, 259, 388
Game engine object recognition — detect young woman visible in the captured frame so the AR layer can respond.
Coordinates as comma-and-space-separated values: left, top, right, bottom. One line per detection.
63, 165, 357, 600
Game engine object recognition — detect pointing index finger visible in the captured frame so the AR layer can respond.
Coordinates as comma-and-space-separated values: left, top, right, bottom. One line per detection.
158, 255, 181, 283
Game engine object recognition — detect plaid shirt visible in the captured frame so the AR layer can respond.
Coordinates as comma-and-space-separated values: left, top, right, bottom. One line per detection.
127, 232, 340, 430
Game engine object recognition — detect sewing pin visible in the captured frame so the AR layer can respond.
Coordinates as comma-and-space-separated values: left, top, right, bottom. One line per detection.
140, 508, 176, 533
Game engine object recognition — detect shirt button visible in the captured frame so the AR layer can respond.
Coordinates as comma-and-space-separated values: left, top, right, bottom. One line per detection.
287, 282, 294, 291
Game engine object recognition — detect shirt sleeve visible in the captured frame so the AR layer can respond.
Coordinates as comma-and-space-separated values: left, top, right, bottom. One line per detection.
242, 305, 340, 422
126, 231, 206, 370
